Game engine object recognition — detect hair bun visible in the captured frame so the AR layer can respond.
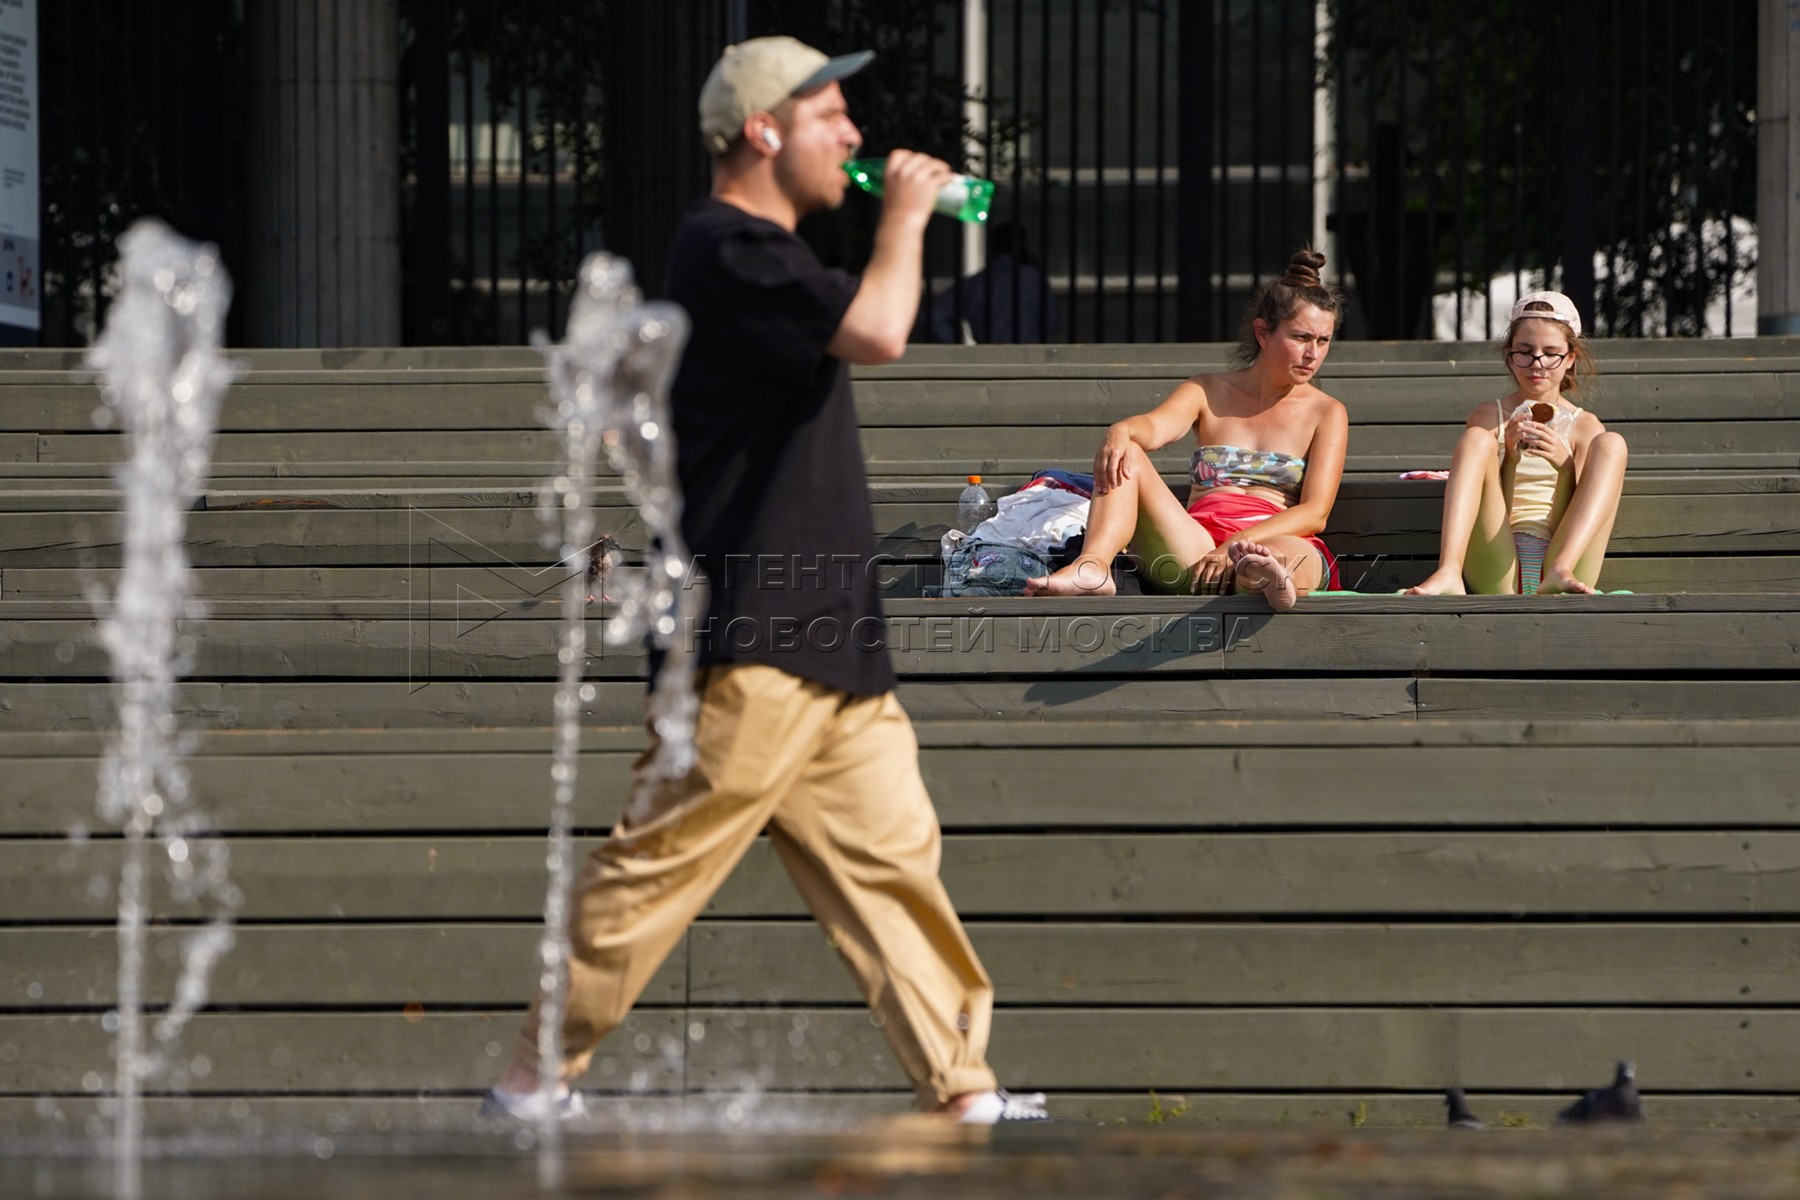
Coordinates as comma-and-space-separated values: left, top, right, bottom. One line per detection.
1280, 248, 1326, 289
1230, 246, 1345, 369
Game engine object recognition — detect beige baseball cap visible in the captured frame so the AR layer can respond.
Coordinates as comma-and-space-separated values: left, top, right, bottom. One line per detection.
698, 36, 874, 156
1509, 290, 1583, 337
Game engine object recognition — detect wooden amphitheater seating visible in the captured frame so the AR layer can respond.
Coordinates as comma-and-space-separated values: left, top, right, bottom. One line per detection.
2, 338, 1799, 1132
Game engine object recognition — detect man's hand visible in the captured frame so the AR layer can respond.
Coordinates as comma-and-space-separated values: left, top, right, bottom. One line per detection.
878, 149, 954, 227
829, 149, 956, 364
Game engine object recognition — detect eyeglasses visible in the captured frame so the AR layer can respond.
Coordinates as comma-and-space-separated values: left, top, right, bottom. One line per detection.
1507, 350, 1569, 370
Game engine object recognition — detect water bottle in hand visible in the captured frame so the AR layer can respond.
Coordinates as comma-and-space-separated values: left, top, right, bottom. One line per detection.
956, 475, 997, 533
843, 158, 995, 222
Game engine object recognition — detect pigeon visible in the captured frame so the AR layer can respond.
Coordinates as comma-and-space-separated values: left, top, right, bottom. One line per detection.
585, 534, 622, 604
1555, 1060, 1644, 1124
1444, 1088, 1486, 1130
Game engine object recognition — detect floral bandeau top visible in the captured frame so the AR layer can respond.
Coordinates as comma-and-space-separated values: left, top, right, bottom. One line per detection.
1189, 444, 1307, 503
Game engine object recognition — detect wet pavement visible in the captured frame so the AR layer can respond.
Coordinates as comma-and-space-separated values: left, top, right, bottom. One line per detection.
5, 1122, 1800, 1199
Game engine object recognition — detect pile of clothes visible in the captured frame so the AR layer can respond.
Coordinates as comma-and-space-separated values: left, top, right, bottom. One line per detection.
934, 469, 1094, 597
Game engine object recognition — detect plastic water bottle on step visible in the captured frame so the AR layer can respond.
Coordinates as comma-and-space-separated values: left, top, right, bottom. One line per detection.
956, 475, 997, 533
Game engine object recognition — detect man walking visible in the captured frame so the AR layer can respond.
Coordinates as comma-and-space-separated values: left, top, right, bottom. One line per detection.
484, 36, 1043, 1125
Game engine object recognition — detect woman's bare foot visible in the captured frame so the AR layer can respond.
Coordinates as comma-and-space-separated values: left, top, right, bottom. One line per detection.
1227, 541, 1299, 612
1536, 563, 1599, 595
1024, 556, 1117, 596
1403, 568, 1468, 596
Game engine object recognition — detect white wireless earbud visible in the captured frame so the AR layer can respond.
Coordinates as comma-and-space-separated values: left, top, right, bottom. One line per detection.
760, 128, 782, 152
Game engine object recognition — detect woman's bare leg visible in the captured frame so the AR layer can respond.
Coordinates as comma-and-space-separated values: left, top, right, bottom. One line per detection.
1026, 442, 1216, 596
1405, 426, 1518, 595
1539, 432, 1628, 595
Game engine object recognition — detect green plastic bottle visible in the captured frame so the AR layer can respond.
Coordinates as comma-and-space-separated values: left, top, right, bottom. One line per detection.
842, 158, 995, 223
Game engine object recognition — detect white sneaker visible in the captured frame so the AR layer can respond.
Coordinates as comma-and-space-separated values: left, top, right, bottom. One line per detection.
957, 1089, 1050, 1124
478, 1085, 589, 1122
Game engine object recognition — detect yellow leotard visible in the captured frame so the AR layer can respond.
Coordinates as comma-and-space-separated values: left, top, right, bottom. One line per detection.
1497, 397, 1581, 541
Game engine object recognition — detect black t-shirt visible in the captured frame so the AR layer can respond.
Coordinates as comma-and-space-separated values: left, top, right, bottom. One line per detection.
660, 196, 895, 696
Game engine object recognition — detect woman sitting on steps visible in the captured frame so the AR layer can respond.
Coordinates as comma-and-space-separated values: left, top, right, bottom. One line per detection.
1025, 249, 1348, 611
1404, 291, 1628, 596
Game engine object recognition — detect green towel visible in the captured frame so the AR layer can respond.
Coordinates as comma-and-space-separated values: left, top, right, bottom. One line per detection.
1302, 589, 1635, 597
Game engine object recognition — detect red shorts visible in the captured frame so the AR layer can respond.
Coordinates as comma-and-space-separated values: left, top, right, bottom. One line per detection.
1185, 491, 1340, 590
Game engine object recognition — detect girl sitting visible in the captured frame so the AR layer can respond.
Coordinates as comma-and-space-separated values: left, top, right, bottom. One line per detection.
1405, 291, 1628, 596
1026, 249, 1347, 611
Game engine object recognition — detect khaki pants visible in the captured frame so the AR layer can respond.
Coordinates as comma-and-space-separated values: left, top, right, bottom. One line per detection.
516, 663, 998, 1108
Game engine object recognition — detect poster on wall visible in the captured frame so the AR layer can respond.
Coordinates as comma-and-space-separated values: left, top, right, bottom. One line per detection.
0, 0, 35, 337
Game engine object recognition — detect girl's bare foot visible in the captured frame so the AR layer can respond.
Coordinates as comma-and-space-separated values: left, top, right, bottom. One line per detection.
1226, 540, 1299, 612
1537, 563, 1599, 595
1024, 556, 1117, 596
1403, 568, 1468, 596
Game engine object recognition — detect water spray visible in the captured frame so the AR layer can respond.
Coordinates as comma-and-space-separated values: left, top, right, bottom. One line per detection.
86, 219, 241, 1196
531, 252, 697, 1173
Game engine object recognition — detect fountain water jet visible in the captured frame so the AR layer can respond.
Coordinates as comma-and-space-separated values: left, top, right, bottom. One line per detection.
85, 219, 241, 1198
531, 252, 697, 1176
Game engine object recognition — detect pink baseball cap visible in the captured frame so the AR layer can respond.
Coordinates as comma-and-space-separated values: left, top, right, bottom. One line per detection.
1509, 290, 1582, 337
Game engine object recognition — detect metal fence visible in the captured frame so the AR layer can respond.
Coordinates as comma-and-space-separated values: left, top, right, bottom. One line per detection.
36, 0, 1760, 347
404, 3, 612, 345
38, 0, 245, 347
1323, 0, 1759, 340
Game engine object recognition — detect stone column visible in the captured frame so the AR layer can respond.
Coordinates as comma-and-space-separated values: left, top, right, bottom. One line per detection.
1759, 0, 1800, 335
246, 0, 401, 347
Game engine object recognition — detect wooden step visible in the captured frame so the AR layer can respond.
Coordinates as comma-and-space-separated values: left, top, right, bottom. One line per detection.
4, 600, 1798, 680
5, 333, 1794, 1122
0, 492, 1795, 567
6, 714, 1797, 755
4, 334, 1792, 374
11, 832, 1800, 921
2, 451, 1793, 485
868, 336, 1800, 367
7, 369, 1800, 431
6, 1007, 1789, 1095
0, 468, 1793, 509
7, 677, 1800, 731
1, 557, 1797, 608
6, 729, 1799, 834
16, 416, 1800, 467
5, 922, 1794, 1008
694, 1007, 1800, 1094
0, 1010, 680, 1095
689, 921, 1800, 1006
1349, 555, 1800, 595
